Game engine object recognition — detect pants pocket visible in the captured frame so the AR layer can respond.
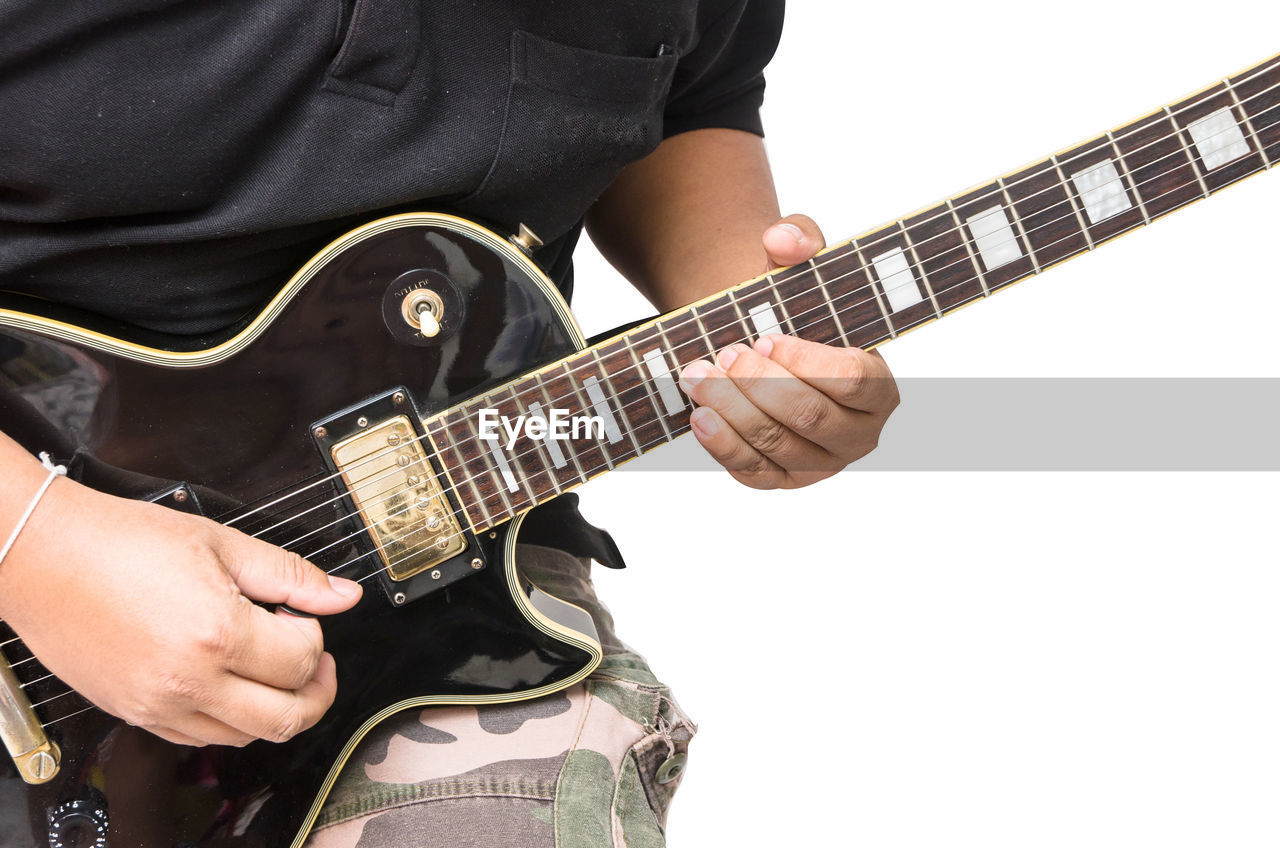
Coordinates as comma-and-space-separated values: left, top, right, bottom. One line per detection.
586, 653, 697, 836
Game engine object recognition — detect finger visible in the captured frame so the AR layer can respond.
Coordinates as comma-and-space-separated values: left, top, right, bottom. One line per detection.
762, 214, 827, 268
708, 341, 871, 461
755, 335, 900, 415
150, 714, 257, 748
223, 601, 325, 692
214, 652, 339, 744
679, 354, 833, 474
687, 406, 789, 490
143, 726, 209, 747
218, 533, 362, 616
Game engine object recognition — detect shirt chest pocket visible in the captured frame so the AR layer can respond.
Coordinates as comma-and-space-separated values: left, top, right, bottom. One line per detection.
456, 31, 678, 243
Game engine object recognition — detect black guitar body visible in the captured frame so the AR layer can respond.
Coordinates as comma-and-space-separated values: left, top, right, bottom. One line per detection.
0, 214, 603, 847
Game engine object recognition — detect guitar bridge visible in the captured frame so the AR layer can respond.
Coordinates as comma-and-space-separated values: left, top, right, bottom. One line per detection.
0, 642, 60, 784
313, 389, 484, 605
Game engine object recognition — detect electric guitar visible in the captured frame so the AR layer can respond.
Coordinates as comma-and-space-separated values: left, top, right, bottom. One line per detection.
1, 51, 1276, 848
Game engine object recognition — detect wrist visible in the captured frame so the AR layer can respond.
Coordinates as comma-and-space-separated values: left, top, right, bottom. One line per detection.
0, 452, 73, 618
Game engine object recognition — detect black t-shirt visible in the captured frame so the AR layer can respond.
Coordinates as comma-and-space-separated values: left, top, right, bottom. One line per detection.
0, 0, 783, 336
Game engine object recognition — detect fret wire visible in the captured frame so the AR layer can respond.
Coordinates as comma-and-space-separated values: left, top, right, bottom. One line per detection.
850, 241, 897, 337
366, 138, 1280, 527
654, 323, 682, 364
1164, 105, 1212, 198
945, 199, 990, 295
421, 429, 478, 535
738, 87, 1275, 344
764, 273, 798, 334
187, 74, 1280, 555
589, 349, 644, 456
351, 129, 1280, 547
437, 414, 492, 531
559, 361, 616, 471
507, 387, 563, 498
688, 305, 719, 358
314, 108, 1280, 545
533, 370, 589, 485
723, 289, 753, 342
189, 67, 1280, 541
891, 112, 1261, 301
1105, 130, 1152, 225
495, 391, 541, 506
820, 72, 1277, 279
895, 221, 943, 318
835, 159, 1266, 350
621, 336, 674, 442
251, 77, 1280, 534
308, 151, 1279, 592
654, 322, 700, 386
459, 411, 516, 520
1048, 154, 1096, 250
0, 137, 1228, 650
808, 258, 854, 345
1225, 79, 1273, 169
996, 178, 1043, 273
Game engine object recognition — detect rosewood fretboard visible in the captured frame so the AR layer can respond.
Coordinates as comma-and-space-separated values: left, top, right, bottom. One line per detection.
427, 52, 1280, 532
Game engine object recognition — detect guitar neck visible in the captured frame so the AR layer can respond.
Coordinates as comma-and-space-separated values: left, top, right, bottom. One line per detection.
426, 52, 1280, 532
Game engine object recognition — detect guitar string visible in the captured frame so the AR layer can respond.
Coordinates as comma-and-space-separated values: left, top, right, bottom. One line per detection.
259, 149, 1277, 599
215, 99, 1280, 563
22, 154, 1277, 724
317, 152, 1280, 586
28, 103, 1280, 613
254, 109, 1280, 565
209, 72, 1280, 532
42, 704, 95, 729
22, 62, 1280, 729
9, 72, 1278, 682
245, 135, 1280, 582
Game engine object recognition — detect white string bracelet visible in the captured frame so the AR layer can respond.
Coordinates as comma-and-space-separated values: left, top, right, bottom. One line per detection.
0, 452, 68, 568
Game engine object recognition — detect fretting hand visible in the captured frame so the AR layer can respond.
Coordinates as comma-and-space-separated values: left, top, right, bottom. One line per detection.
679, 215, 900, 489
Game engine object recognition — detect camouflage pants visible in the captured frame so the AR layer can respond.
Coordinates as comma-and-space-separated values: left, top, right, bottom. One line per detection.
304, 545, 696, 848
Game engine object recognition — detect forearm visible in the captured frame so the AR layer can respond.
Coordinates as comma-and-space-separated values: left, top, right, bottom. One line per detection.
0, 431, 63, 607
586, 128, 782, 312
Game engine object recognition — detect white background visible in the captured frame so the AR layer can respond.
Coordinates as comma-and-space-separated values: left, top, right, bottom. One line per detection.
568, 3, 1280, 847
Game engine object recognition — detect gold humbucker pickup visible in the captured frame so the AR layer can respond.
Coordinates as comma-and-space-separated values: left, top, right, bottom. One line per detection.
330, 415, 466, 581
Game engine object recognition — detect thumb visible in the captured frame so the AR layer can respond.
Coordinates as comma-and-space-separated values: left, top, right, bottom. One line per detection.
762, 214, 827, 268
220, 532, 362, 615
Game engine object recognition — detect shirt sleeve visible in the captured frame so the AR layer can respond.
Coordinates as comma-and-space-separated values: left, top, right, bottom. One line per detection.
662, 0, 785, 139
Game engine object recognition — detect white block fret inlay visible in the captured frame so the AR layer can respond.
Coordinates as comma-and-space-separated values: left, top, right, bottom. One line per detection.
871, 247, 924, 312
1070, 160, 1132, 224
965, 206, 1022, 271
747, 302, 783, 339
582, 376, 623, 444
486, 439, 519, 493
1187, 106, 1250, 170
641, 349, 684, 416
527, 401, 567, 469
